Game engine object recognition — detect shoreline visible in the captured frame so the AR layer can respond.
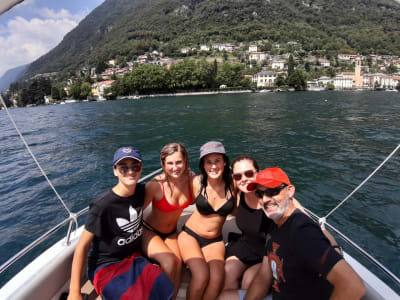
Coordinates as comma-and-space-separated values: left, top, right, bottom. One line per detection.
117, 89, 252, 100
1, 88, 398, 109
117, 88, 398, 100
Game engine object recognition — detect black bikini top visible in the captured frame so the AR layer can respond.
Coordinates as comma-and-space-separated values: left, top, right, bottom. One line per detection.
195, 185, 235, 217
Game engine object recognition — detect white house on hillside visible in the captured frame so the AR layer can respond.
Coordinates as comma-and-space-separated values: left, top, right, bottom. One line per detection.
212, 43, 237, 52
272, 60, 285, 70
252, 71, 280, 87
91, 80, 115, 100
200, 45, 210, 51
333, 76, 353, 89
249, 52, 268, 63
249, 45, 258, 52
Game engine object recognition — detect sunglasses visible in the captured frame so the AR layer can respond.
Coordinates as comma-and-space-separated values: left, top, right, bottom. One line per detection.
117, 164, 142, 174
233, 170, 255, 181
255, 184, 287, 198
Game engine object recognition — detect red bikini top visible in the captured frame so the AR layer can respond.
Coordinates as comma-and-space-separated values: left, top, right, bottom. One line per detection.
152, 179, 193, 213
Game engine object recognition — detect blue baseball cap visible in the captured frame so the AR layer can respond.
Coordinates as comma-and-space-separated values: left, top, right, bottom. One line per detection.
113, 146, 142, 166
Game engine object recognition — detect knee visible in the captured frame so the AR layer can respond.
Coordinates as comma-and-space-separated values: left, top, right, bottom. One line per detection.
224, 262, 239, 280
241, 264, 260, 289
160, 254, 182, 275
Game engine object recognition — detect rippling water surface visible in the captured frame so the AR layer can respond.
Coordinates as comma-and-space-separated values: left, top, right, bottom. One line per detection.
0, 91, 399, 290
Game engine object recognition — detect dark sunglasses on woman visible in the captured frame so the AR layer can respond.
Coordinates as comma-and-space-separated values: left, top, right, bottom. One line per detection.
233, 170, 255, 181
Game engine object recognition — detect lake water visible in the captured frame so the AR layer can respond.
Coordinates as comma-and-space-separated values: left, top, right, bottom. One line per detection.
0, 91, 399, 291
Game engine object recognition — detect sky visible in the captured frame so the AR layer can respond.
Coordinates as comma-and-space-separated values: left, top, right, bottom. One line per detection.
0, 0, 105, 77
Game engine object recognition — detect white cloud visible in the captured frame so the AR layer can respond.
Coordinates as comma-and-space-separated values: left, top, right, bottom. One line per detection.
0, 8, 86, 78
37, 8, 85, 22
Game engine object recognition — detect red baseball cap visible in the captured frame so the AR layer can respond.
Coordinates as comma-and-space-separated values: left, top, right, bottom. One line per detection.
247, 167, 291, 191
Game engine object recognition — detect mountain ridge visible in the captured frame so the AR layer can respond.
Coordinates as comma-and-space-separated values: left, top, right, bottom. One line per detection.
24, 0, 400, 78
0, 64, 30, 91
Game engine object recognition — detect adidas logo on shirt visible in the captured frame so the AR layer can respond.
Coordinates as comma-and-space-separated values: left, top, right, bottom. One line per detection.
116, 206, 143, 246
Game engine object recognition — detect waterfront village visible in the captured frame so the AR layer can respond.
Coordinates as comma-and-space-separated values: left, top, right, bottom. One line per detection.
4, 41, 400, 106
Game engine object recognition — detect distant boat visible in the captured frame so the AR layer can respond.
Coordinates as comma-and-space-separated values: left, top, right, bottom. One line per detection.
308, 87, 325, 91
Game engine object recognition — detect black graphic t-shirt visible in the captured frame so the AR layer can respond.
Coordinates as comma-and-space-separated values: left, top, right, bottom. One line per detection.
266, 209, 342, 300
86, 184, 145, 269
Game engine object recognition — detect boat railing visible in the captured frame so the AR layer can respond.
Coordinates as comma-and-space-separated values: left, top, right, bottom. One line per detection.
0, 168, 162, 276
304, 208, 400, 289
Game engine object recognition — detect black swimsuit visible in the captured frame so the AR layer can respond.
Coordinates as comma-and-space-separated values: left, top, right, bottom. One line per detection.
225, 192, 272, 265
195, 190, 235, 217
143, 220, 177, 240
183, 185, 235, 248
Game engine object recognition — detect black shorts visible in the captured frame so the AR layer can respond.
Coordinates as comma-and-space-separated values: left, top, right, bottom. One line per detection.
225, 233, 264, 266
182, 224, 223, 248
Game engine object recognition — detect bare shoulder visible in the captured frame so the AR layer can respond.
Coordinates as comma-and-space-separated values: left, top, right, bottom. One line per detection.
145, 177, 163, 194
192, 175, 201, 186
191, 175, 202, 195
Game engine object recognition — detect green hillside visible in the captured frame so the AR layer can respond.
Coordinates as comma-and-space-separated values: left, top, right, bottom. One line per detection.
25, 0, 400, 77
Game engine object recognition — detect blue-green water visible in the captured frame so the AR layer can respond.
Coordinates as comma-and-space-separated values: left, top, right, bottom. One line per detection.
0, 91, 399, 290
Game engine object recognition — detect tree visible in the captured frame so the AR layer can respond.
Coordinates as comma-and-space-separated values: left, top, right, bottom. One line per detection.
275, 74, 286, 87
70, 78, 82, 99
287, 54, 295, 77
80, 82, 92, 99
51, 86, 60, 100
128, 64, 168, 94
326, 82, 335, 90
386, 64, 398, 75
215, 62, 248, 88
326, 68, 336, 78
96, 60, 108, 74
305, 62, 310, 72
287, 69, 306, 90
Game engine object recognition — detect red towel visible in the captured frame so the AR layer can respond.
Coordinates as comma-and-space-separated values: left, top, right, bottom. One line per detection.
93, 253, 174, 300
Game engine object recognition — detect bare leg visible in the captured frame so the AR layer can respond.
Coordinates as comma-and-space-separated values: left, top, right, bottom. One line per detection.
223, 256, 247, 290
178, 231, 209, 300
165, 234, 183, 299
202, 241, 226, 300
241, 263, 261, 289
142, 229, 182, 299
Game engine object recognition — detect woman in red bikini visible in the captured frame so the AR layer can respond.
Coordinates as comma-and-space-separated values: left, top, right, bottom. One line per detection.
142, 143, 194, 299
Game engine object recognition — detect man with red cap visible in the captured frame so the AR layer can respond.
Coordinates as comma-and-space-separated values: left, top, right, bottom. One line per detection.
219, 167, 365, 300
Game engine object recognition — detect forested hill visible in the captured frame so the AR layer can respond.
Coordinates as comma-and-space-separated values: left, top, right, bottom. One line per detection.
25, 0, 400, 77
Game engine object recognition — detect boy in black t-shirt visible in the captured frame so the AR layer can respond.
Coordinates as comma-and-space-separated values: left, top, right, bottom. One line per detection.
67, 146, 173, 300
